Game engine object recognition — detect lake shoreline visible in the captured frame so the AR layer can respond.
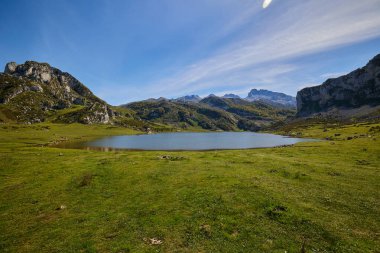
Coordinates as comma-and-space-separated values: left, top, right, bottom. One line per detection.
52, 131, 317, 151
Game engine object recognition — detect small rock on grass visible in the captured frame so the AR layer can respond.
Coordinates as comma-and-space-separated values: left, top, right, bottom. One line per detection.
199, 224, 212, 237
157, 155, 186, 161
55, 205, 66, 211
143, 238, 163, 245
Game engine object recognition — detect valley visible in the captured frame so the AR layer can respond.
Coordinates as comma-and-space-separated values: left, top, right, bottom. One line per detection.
0, 47, 379, 253
0, 121, 379, 252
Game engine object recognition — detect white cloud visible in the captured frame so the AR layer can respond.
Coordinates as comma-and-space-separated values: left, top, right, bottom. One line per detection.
320, 72, 347, 79
140, 64, 298, 99
297, 83, 320, 91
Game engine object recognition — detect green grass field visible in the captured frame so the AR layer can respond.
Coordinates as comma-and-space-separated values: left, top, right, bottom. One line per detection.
0, 122, 379, 252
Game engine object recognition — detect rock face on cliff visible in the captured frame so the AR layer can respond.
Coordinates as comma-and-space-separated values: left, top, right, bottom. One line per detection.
0, 61, 113, 124
297, 54, 380, 117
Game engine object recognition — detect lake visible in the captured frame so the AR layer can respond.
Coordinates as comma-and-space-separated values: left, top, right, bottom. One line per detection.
55, 132, 316, 151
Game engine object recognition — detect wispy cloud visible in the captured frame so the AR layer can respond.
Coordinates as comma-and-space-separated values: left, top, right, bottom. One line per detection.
297, 83, 321, 91
320, 72, 348, 79
107, 63, 298, 103
123, 0, 380, 101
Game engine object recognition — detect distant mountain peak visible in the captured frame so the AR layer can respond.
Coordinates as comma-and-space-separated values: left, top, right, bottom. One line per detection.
174, 94, 201, 103
246, 89, 296, 107
144, 97, 168, 102
222, 94, 241, 99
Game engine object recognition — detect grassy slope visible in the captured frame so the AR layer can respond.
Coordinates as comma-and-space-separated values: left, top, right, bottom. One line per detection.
0, 123, 379, 252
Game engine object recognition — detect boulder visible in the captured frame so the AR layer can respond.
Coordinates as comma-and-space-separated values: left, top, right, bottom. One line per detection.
4, 62, 18, 74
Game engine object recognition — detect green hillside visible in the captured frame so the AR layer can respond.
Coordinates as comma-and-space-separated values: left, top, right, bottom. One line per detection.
124, 97, 295, 131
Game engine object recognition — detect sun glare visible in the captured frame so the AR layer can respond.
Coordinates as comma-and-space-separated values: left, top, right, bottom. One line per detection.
262, 0, 273, 9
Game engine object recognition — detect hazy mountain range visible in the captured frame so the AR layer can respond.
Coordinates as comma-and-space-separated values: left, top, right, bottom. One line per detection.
169, 89, 297, 107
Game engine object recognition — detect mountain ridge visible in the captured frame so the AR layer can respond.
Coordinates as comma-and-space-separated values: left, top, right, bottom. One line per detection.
0, 60, 296, 130
159, 90, 297, 107
2, 54, 379, 129
173, 95, 201, 103
123, 96, 295, 131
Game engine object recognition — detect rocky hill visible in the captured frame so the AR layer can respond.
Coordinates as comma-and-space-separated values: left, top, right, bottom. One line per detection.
297, 54, 380, 118
246, 89, 296, 107
125, 99, 241, 131
201, 96, 294, 121
0, 61, 114, 124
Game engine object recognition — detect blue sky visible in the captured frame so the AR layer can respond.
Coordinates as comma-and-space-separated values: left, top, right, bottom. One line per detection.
1, 0, 380, 105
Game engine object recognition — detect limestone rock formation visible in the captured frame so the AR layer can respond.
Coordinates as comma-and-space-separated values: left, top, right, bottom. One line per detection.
297, 54, 380, 117
0, 61, 113, 124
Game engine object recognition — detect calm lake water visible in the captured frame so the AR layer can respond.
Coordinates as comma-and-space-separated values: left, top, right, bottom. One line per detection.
56, 132, 315, 151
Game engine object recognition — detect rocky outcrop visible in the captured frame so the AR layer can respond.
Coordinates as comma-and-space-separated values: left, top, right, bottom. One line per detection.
246, 89, 296, 107
0, 61, 113, 124
4, 61, 96, 103
297, 54, 380, 117
54, 102, 114, 124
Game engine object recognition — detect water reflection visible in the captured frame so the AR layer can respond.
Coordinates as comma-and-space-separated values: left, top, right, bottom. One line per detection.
55, 132, 317, 151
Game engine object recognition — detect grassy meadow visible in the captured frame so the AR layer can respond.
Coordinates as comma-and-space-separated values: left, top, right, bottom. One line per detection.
0, 122, 379, 252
